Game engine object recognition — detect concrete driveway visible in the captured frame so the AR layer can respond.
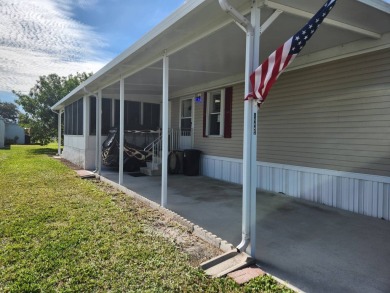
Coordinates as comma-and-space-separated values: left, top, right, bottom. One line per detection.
100, 170, 390, 293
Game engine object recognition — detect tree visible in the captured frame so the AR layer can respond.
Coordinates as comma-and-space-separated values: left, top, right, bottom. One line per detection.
0, 102, 19, 122
14, 72, 92, 145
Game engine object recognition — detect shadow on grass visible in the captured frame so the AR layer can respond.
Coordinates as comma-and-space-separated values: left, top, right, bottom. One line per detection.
27, 148, 58, 156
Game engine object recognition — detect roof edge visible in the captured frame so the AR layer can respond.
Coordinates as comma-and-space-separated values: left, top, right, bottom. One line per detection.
51, 0, 207, 110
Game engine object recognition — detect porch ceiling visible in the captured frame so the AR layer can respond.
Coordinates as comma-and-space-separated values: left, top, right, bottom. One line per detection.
52, 0, 390, 109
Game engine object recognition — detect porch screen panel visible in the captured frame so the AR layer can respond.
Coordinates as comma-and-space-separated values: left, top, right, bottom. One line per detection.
143, 103, 160, 130
77, 98, 83, 135
72, 102, 77, 135
101, 98, 112, 135
126, 101, 141, 130
64, 104, 71, 135
114, 100, 119, 128
89, 96, 96, 135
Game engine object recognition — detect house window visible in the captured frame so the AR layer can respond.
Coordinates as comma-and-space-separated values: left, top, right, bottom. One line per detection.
64, 97, 83, 135
181, 98, 192, 136
206, 89, 225, 136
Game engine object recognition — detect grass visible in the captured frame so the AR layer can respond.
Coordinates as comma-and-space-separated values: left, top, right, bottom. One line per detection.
0, 144, 294, 292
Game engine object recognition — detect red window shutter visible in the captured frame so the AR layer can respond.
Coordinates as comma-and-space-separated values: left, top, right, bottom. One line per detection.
202, 92, 207, 137
224, 87, 233, 138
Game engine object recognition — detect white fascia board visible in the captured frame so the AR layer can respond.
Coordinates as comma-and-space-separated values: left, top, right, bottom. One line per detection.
356, 0, 390, 13
51, 0, 207, 111
288, 31, 390, 71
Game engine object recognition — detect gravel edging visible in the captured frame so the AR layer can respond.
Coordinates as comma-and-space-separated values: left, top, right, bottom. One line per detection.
97, 174, 236, 253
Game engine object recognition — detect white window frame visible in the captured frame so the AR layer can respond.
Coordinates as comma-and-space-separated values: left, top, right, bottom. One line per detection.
180, 97, 194, 131
206, 89, 225, 137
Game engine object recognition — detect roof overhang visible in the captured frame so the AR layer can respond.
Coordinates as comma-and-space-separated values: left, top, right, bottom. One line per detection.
52, 0, 390, 110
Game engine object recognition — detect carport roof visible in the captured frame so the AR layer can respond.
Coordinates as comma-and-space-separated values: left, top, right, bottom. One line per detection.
51, 0, 390, 110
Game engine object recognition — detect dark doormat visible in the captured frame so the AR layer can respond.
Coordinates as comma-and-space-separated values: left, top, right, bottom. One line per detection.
129, 172, 147, 177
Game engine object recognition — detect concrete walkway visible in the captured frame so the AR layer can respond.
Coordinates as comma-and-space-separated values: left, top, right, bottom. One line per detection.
100, 170, 390, 293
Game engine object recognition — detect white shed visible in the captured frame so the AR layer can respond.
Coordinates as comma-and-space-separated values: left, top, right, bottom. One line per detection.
5, 122, 25, 144
0, 117, 5, 148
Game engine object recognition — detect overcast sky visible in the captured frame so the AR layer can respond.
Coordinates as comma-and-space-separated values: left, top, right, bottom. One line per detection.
0, 0, 184, 101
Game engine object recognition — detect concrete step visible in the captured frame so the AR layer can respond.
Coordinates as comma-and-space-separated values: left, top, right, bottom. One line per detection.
140, 166, 161, 176
200, 250, 255, 278
146, 161, 161, 170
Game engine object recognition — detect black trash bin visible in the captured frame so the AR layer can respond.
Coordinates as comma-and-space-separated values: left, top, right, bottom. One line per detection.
183, 149, 201, 176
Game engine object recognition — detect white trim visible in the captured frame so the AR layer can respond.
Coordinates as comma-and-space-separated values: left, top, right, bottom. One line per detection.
356, 0, 390, 13
162, 53, 169, 207
265, 1, 382, 39
83, 96, 89, 169
289, 32, 390, 71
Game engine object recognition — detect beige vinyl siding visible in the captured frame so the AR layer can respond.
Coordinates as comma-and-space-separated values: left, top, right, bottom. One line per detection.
193, 84, 244, 158
259, 48, 390, 177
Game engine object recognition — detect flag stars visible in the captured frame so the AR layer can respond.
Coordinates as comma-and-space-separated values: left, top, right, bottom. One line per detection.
302, 30, 307, 35
295, 36, 300, 41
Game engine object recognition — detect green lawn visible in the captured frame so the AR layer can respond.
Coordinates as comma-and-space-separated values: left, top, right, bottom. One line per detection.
0, 144, 293, 292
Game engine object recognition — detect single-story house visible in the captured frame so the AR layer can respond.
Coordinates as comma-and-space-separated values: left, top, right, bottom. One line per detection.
51, 0, 390, 236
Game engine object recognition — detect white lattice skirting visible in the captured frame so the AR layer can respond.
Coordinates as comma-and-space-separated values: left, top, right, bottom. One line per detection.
201, 155, 390, 221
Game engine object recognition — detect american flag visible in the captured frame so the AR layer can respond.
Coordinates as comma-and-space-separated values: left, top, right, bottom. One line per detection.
247, 0, 337, 106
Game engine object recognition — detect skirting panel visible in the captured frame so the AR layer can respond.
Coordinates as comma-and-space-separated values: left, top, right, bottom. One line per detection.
62, 146, 85, 168
201, 155, 390, 221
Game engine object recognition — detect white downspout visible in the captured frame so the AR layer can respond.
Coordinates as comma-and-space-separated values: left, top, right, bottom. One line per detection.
218, 0, 259, 257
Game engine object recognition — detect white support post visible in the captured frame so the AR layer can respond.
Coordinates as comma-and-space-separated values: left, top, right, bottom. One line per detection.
95, 90, 102, 174
248, 3, 261, 259
240, 28, 254, 254
237, 0, 260, 259
98, 90, 102, 174
57, 110, 62, 155
119, 78, 125, 185
161, 51, 169, 207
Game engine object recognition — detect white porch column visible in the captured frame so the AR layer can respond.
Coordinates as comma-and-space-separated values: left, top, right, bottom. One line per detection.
119, 78, 125, 185
161, 52, 169, 207
97, 90, 102, 174
95, 90, 102, 174
57, 110, 62, 155
83, 95, 89, 169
